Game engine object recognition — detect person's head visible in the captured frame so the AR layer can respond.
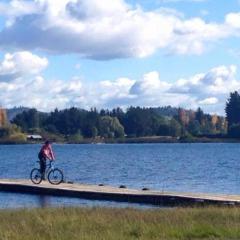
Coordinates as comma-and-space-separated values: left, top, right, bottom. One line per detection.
45, 140, 51, 146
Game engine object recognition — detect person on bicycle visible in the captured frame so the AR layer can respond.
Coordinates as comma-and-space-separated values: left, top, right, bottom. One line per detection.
38, 140, 55, 179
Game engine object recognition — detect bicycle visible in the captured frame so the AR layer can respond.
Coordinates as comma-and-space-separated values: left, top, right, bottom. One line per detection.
30, 160, 64, 185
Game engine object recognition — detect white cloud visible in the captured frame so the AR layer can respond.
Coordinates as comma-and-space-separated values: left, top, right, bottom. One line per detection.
225, 12, 240, 29
171, 65, 239, 96
99, 77, 135, 104
198, 97, 218, 105
0, 0, 38, 18
0, 51, 238, 114
0, 0, 238, 59
130, 71, 171, 95
0, 51, 48, 81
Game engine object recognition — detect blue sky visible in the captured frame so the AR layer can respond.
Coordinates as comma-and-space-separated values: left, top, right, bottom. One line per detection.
0, 0, 239, 114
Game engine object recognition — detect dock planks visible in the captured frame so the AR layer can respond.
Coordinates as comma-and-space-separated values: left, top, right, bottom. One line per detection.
0, 179, 239, 206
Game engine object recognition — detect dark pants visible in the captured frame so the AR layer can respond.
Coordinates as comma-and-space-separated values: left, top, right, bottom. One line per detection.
38, 152, 46, 177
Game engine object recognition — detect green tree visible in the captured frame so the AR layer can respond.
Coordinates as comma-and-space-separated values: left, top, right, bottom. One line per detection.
67, 130, 83, 143
225, 91, 240, 128
91, 127, 98, 138
99, 116, 125, 138
12, 108, 47, 132
168, 118, 182, 137
195, 107, 204, 125
82, 109, 100, 138
228, 124, 240, 138
124, 107, 158, 137
188, 120, 201, 136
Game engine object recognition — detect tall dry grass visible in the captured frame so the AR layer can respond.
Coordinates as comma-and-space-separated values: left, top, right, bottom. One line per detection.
0, 207, 239, 240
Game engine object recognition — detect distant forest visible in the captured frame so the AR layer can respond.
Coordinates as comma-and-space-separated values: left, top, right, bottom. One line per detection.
1, 91, 240, 143
10, 106, 227, 142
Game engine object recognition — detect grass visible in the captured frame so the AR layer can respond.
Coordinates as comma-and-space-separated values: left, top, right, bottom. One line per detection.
0, 207, 239, 240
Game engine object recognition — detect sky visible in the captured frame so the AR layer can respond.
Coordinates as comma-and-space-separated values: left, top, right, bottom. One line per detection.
0, 0, 240, 114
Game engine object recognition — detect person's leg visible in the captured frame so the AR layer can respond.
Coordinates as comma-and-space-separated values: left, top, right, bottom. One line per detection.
39, 155, 46, 179
42, 158, 46, 180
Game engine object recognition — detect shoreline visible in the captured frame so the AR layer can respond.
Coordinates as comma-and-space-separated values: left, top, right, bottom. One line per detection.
0, 136, 240, 145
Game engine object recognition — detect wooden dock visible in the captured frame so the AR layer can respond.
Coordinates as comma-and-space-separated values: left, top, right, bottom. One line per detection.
0, 179, 239, 206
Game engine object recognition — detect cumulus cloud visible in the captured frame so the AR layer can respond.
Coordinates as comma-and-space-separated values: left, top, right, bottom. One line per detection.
130, 71, 171, 95
0, 53, 237, 114
0, 0, 239, 59
0, 0, 38, 18
225, 12, 240, 29
171, 65, 239, 96
0, 51, 48, 81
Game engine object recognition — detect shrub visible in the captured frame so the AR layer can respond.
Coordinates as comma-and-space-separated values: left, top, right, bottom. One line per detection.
8, 133, 27, 143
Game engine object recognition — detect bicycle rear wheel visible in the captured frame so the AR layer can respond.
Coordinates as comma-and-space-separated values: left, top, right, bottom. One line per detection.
48, 168, 63, 185
30, 168, 42, 184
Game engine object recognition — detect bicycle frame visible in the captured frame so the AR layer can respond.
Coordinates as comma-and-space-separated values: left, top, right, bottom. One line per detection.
37, 160, 55, 176
46, 161, 55, 171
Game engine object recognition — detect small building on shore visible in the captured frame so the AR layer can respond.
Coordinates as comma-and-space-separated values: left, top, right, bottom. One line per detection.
27, 134, 43, 141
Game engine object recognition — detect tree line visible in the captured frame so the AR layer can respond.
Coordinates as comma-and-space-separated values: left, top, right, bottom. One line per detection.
4, 90, 240, 142
10, 105, 227, 142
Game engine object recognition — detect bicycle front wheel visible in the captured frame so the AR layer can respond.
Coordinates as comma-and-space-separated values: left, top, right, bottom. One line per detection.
48, 168, 63, 185
30, 168, 42, 184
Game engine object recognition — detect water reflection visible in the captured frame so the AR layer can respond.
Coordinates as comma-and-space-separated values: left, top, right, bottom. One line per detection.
0, 192, 159, 209
38, 195, 50, 208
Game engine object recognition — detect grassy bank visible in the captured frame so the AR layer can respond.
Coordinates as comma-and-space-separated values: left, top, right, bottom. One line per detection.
0, 207, 239, 240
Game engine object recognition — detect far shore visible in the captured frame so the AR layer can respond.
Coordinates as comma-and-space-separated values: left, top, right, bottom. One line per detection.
1, 136, 240, 145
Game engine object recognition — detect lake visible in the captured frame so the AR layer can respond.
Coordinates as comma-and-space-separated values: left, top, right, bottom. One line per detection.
0, 143, 239, 208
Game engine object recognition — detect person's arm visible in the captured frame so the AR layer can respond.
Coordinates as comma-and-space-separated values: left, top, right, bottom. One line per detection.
48, 145, 55, 160
50, 145, 55, 160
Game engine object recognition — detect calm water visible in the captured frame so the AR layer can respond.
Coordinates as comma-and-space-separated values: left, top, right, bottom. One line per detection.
0, 143, 239, 208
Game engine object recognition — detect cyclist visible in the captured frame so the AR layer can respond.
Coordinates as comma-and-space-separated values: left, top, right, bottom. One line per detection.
38, 140, 55, 179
